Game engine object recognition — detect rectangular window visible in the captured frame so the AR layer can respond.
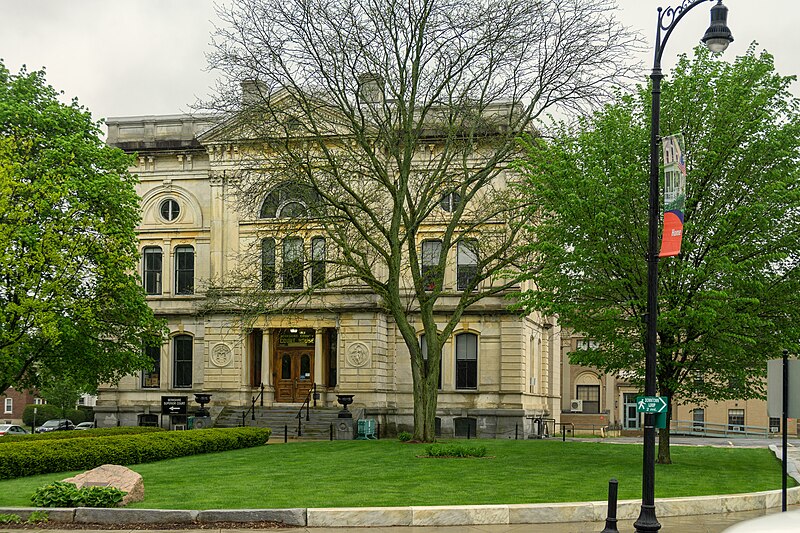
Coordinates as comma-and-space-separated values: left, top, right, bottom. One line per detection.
728, 409, 745, 431
283, 237, 304, 289
174, 246, 194, 295
311, 237, 326, 287
455, 332, 478, 390
143, 247, 163, 295
3, 397, 11, 414
457, 240, 478, 291
421, 240, 442, 291
261, 238, 276, 290
576, 385, 600, 414
142, 345, 161, 388
34, 398, 45, 405
173, 335, 193, 388
769, 417, 781, 433
692, 408, 705, 430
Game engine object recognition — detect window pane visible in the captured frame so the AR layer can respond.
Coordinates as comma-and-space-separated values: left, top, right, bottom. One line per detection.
175, 247, 194, 295
173, 335, 193, 388
142, 345, 161, 388
576, 385, 600, 413
728, 409, 744, 430
457, 240, 478, 291
283, 238, 304, 289
281, 354, 292, 379
421, 240, 441, 290
311, 237, 325, 287
262, 238, 276, 290
144, 247, 162, 295
455, 333, 477, 389
300, 354, 311, 380
160, 199, 180, 221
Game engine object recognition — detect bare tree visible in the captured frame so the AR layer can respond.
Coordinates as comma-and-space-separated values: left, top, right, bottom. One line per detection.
203, 0, 637, 441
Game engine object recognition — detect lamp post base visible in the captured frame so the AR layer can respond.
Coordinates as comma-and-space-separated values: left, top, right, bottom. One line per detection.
633, 504, 661, 532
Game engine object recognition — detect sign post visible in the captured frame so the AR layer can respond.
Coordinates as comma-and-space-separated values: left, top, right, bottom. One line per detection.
161, 396, 188, 416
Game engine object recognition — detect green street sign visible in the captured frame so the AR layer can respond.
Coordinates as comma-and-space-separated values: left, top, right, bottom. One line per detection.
636, 396, 668, 414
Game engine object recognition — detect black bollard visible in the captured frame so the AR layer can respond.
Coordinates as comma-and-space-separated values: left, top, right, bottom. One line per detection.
284, 424, 288, 443
330, 423, 333, 441
515, 423, 518, 440
377, 422, 380, 439
562, 425, 566, 442
600, 478, 619, 533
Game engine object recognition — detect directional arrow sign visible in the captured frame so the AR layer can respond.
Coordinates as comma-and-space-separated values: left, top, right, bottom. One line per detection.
161, 396, 188, 415
636, 396, 668, 414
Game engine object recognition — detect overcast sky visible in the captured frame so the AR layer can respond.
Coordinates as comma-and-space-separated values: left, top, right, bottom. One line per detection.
0, 0, 797, 125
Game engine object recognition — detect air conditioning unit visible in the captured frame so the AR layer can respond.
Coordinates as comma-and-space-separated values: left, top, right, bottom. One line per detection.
173, 424, 186, 431
570, 399, 583, 412
770, 426, 780, 433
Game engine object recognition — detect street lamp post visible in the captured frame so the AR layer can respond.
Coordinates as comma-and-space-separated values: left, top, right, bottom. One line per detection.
634, 2, 733, 532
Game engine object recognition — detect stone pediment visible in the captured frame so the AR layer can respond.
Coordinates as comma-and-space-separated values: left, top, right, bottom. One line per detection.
198, 86, 353, 146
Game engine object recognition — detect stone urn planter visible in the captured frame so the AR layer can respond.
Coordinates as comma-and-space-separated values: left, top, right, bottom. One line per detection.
336, 394, 354, 418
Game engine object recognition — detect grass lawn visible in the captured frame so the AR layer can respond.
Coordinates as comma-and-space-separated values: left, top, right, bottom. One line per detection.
0, 439, 791, 509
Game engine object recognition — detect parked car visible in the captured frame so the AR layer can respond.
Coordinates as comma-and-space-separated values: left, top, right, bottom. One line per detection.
722, 509, 800, 532
34, 419, 75, 433
0, 424, 28, 436
74, 421, 96, 430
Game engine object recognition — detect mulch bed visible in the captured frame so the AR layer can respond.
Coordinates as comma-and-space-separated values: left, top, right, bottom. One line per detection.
1, 522, 286, 530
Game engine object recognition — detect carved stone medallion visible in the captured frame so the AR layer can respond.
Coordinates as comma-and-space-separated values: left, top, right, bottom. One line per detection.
346, 342, 370, 368
210, 343, 233, 367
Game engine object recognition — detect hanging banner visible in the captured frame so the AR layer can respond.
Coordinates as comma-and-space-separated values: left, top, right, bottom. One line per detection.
659, 133, 686, 257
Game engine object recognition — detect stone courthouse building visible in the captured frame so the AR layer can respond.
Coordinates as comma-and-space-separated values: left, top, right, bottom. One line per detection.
95, 109, 561, 436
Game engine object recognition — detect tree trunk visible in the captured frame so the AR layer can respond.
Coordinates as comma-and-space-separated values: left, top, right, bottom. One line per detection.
656, 398, 672, 464
412, 371, 438, 442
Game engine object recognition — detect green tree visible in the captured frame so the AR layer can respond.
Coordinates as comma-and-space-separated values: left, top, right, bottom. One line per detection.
515, 46, 800, 463
0, 61, 166, 395
205, 0, 636, 441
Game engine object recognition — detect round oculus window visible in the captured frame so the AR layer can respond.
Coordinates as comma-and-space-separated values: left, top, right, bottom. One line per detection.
160, 199, 180, 221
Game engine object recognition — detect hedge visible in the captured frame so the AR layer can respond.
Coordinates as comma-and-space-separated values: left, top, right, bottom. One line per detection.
0, 426, 166, 444
22, 405, 92, 426
0, 427, 271, 479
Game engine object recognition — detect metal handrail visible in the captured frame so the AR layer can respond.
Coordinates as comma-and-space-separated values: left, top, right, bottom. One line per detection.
240, 382, 265, 427
296, 383, 316, 436
670, 419, 777, 438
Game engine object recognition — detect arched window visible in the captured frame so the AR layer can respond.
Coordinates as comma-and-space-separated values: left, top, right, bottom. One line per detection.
173, 335, 193, 389
455, 332, 478, 390
260, 183, 320, 219
143, 247, 162, 295
174, 246, 194, 295
575, 373, 601, 414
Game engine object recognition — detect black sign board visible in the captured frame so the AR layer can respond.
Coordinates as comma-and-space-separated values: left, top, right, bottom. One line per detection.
161, 396, 188, 415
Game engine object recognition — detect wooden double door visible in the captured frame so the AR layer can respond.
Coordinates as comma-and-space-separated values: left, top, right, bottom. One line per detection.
274, 347, 314, 403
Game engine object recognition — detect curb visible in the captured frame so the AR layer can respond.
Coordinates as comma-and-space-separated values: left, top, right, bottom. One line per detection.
3, 487, 799, 528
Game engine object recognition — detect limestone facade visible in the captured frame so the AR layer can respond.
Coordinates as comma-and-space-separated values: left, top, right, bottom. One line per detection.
95, 113, 561, 436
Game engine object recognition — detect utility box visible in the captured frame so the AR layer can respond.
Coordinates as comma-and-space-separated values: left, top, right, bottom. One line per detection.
356, 419, 377, 440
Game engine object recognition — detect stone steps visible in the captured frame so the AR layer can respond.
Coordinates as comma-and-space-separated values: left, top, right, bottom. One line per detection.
215, 406, 349, 439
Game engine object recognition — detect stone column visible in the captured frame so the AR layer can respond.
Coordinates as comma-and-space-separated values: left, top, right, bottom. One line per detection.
314, 328, 323, 386
261, 329, 271, 387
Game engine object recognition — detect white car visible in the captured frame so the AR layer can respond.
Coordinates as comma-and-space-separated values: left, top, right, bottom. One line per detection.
0, 424, 28, 436
74, 421, 96, 430
722, 509, 800, 532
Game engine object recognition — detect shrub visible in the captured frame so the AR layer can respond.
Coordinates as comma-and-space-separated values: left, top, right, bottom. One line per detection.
27, 511, 49, 523
0, 426, 166, 444
0, 513, 22, 524
0, 427, 271, 479
30, 481, 125, 508
424, 443, 487, 458
397, 431, 412, 442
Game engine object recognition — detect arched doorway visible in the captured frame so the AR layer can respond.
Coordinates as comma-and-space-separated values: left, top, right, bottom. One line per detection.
273, 329, 315, 403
